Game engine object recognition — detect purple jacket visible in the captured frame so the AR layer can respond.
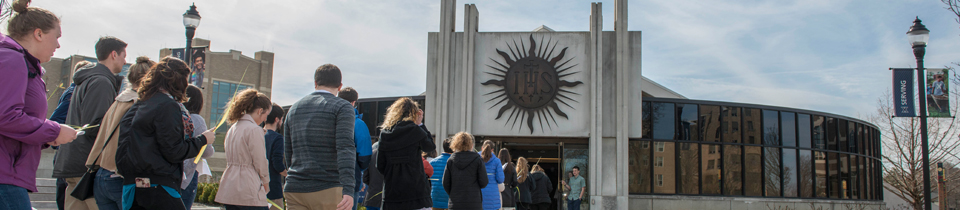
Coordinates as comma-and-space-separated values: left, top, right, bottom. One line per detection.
0, 35, 61, 192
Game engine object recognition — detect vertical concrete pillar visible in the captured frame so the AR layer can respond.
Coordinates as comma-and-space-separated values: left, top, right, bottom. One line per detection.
614, 0, 631, 209
433, 0, 456, 144
587, 2, 606, 208
460, 4, 478, 134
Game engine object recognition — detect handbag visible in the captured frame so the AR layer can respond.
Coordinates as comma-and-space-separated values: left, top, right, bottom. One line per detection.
71, 125, 119, 200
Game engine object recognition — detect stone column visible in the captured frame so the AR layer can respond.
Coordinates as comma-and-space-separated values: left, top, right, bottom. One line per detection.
460, 4, 478, 134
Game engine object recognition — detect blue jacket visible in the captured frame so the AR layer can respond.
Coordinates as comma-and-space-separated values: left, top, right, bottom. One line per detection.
354, 109, 372, 194
481, 155, 504, 210
48, 83, 75, 124
429, 153, 451, 208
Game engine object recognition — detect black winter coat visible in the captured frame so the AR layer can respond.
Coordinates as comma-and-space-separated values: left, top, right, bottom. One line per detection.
442, 151, 488, 210
377, 121, 436, 210
115, 93, 206, 189
363, 142, 384, 208
501, 162, 517, 207
530, 171, 553, 204
517, 172, 536, 204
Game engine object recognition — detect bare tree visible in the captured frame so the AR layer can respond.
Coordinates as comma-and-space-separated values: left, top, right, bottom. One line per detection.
943, 0, 960, 26
868, 72, 960, 209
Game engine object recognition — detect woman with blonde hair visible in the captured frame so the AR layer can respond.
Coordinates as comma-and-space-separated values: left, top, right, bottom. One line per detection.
515, 157, 535, 210
479, 140, 504, 210
527, 165, 552, 210
214, 88, 273, 210
442, 132, 487, 210
84, 56, 153, 210
376, 97, 436, 210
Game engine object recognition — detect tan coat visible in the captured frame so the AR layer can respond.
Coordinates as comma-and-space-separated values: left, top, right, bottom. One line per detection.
85, 89, 137, 172
215, 114, 270, 207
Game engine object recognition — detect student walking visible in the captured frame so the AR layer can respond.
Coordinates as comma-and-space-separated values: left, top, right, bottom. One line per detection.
180, 85, 215, 210
84, 56, 152, 210
479, 140, 504, 210
499, 149, 517, 210
442, 132, 488, 210
56, 35, 128, 210
376, 97, 436, 210
560, 166, 585, 210
429, 139, 453, 210
0, 0, 78, 208
215, 89, 273, 210
263, 104, 287, 210
527, 165, 552, 210
283, 64, 356, 210
337, 87, 372, 210
115, 56, 215, 210
514, 158, 535, 210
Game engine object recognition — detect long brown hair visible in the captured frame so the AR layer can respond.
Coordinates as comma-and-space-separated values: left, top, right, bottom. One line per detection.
517, 157, 530, 183
224, 88, 271, 124
498, 148, 512, 165
480, 140, 496, 163
7, 0, 59, 40
126, 56, 153, 90
138, 56, 190, 102
380, 97, 419, 130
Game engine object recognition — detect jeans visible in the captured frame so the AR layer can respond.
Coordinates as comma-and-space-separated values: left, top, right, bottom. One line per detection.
567, 199, 581, 210
0, 184, 31, 210
181, 173, 199, 210
95, 169, 124, 210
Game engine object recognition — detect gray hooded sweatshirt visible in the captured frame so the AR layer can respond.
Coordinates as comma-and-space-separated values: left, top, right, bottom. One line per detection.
53, 63, 122, 178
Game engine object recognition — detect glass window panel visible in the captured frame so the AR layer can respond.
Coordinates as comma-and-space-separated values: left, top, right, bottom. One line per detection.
840, 154, 850, 199
829, 152, 839, 198
701, 105, 722, 142
678, 143, 699, 194
763, 110, 780, 146
642, 102, 652, 139
745, 146, 763, 196
629, 141, 652, 193
653, 142, 676, 194
744, 108, 762, 145
798, 114, 812, 148
839, 120, 849, 152
677, 104, 699, 141
783, 149, 798, 197
827, 118, 838, 150
815, 151, 828, 198
799, 150, 814, 198
702, 144, 721, 195
764, 148, 781, 197
851, 123, 860, 154
851, 155, 860, 199
813, 116, 826, 149
859, 156, 866, 200
722, 106, 741, 143
781, 112, 796, 147
652, 103, 676, 140
723, 145, 742, 195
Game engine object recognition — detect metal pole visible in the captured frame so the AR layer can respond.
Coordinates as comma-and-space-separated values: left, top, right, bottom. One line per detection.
185, 27, 195, 66
915, 43, 931, 210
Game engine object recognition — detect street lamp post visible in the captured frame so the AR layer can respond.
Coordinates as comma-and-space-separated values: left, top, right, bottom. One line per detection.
908, 16, 931, 210
183, 3, 201, 67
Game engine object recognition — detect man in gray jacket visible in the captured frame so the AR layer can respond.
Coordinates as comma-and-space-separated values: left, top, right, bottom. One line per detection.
284, 64, 356, 210
53, 36, 126, 210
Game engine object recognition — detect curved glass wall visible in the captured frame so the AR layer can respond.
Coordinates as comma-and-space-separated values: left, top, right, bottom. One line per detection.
630, 98, 882, 201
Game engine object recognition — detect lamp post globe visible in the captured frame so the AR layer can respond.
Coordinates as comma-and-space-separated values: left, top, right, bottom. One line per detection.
183, 3, 201, 73
907, 16, 932, 210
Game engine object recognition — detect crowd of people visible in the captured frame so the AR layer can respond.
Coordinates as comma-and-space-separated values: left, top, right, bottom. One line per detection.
0, 1, 587, 210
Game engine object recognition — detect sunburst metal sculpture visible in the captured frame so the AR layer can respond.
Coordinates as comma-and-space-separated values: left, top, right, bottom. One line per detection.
482, 34, 583, 133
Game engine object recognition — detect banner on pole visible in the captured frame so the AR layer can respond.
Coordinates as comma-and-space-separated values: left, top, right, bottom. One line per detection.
171, 47, 207, 88
926, 68, 951, 117
892, 68, 916, 117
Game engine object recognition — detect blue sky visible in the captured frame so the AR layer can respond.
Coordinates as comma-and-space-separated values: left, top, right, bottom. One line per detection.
23, 0, 960, 119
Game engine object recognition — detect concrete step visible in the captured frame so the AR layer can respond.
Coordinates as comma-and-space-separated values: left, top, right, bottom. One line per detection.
31, 201, 57, 209
36, 178, 57, 187
35, 185, 57, 194
29, 192, 56, 201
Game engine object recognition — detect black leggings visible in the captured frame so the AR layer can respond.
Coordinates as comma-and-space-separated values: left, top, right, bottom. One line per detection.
129, 187, 185, 210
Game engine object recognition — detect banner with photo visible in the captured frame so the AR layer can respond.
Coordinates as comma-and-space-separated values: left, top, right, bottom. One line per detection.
171, 47, 207, 88
892, 68, 916, 117
926, 68, 951, 117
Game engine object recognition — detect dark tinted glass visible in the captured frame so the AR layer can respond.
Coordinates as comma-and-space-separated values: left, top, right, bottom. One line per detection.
744, 108, 762, 144
840, 154, 850, 199
629, 141, 652, 193
828, 152, 839, 198
783, 149, 798, 197
678, 104, 699, 141
813, 116, 826, 149
744, 146, 763, 196
827, 118, 837, 150
702, 144, 721, 195
782, 112, 796, 147
701, 105, 722, 142
763, 110, 780, 146
838, 120, 848, 152
642, 102, 652, 139
679, 143, 699, 194
653, 142, 676, 194
799, 150, 814, 197
764, 148, 781, 197
723, 145, 742, 195
722, 106, 741, 143
653, 103, 676, 140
